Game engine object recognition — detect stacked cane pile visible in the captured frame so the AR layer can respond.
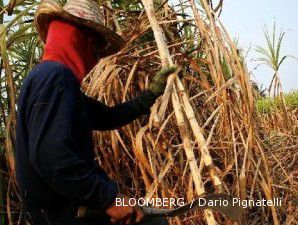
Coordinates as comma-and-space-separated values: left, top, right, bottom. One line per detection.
82, 0, 296, 224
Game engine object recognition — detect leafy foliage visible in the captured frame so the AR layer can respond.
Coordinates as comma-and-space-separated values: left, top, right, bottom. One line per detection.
256, 22, 289, 72
256, 91, 298, 114
255, 22, 294, 96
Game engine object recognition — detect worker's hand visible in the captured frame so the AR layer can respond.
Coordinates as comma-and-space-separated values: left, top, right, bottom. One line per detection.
148, 66, 178, 96
106, 194, 143, 225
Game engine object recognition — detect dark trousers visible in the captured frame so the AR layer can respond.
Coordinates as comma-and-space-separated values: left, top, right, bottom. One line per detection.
27, 207, 169, 225
140, 217, 169, 225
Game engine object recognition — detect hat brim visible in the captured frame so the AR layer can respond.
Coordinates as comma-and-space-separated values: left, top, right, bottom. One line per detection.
35, 1, 125, 57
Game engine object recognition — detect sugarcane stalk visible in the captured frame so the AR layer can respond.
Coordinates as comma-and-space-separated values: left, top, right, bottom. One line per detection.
172, 85, 217, 224
145, 0, 223, 192
0, 27, 16, 182
141, 0, 176, 123
141, 1, 173, 66
189, 0, 224, 89
141, 1, 217, 224
176, 78, 223, 191
106, 0, 122, 35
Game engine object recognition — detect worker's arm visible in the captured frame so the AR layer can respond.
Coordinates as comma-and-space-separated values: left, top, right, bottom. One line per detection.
83, 90, 157, 131
27, 76, 117, 211
84, 66, 177, 131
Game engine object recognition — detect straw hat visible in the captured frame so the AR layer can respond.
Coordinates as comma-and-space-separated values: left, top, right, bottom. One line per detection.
35, 0, 125, 56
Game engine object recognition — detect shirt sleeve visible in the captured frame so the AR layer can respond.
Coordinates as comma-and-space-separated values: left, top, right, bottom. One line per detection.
83, 90, 158, 131
26, 77, 117, 211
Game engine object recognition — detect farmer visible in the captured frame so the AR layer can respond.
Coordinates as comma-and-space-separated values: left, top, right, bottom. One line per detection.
15, 0, 176, 224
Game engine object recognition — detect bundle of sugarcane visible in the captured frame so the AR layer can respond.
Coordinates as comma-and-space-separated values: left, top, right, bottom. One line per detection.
81, 0, 286, 224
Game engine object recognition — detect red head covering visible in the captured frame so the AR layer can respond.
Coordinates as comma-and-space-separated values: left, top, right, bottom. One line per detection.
42, 20, 98, 83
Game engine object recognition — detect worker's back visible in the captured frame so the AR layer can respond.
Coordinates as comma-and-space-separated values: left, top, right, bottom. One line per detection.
15, 61, 116, 224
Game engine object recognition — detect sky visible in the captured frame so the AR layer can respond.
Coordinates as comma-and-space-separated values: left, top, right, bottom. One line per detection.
220, 0, 298, 92
171, 0, 298, 92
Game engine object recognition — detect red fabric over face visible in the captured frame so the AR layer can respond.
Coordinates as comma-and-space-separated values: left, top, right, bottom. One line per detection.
42, 20, 98, 83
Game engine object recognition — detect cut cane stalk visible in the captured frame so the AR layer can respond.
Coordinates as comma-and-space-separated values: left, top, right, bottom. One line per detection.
176, 77, 223, 191
172, 85, 217, 224
141, 0, 175, 124
141, 0, 217, 224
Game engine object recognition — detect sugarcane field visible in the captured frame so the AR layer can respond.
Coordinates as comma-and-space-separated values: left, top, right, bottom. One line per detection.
0, 0, 297, 224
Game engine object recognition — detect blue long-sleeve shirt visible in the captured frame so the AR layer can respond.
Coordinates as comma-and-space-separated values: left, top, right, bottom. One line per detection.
15, 61, 157, 224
